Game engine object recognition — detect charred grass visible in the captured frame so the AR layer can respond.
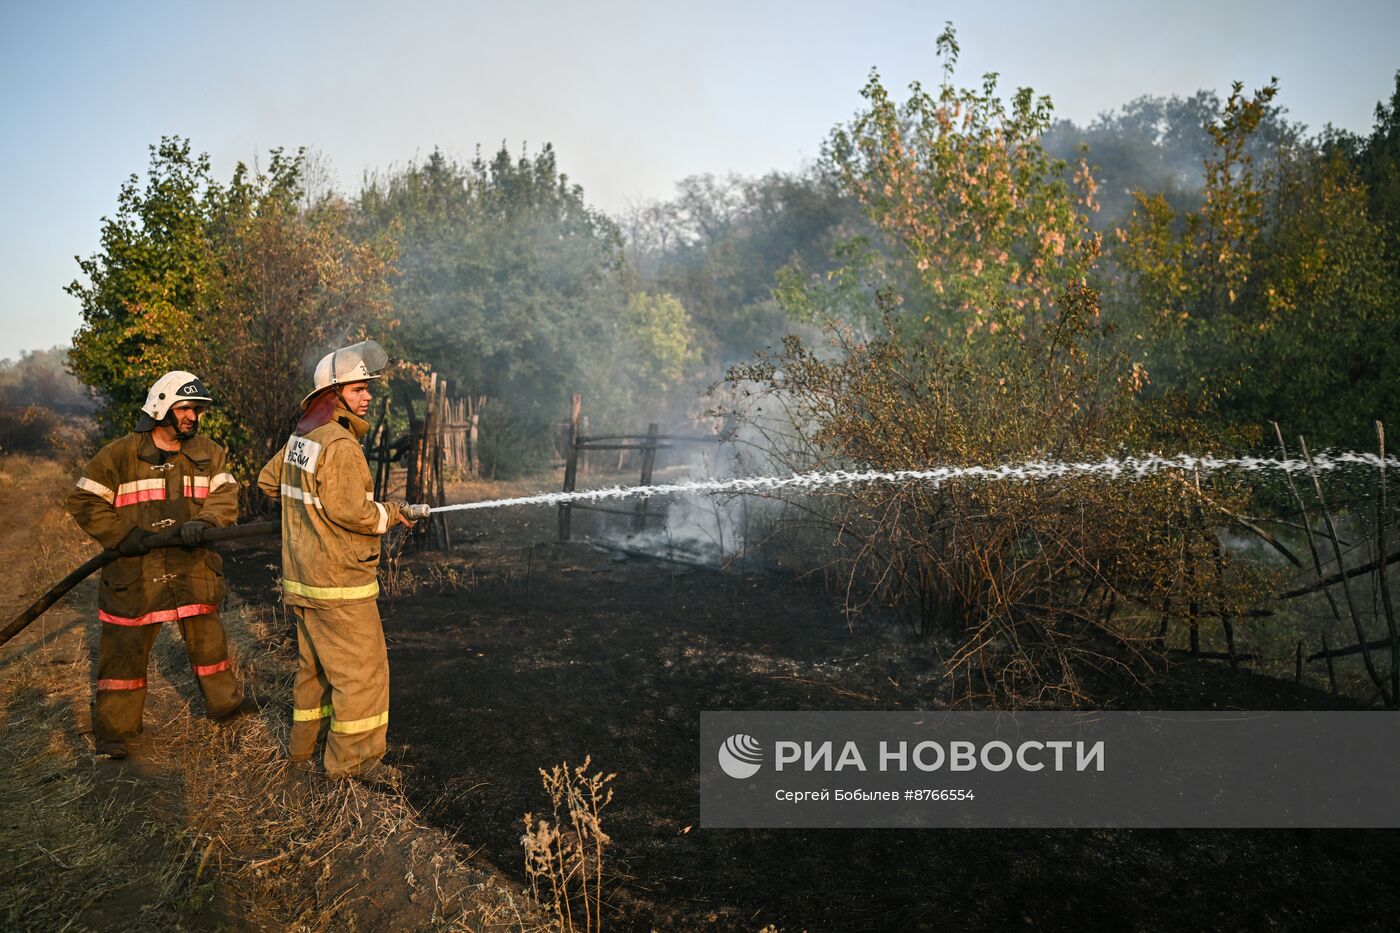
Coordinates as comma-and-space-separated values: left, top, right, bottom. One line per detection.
320, 500, 1400, 933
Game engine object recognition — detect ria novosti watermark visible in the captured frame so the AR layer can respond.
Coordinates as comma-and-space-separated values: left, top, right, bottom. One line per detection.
700, 711, 1400, 828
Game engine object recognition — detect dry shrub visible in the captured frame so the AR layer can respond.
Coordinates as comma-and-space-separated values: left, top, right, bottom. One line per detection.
0, 403, 59, 454
522, 757, 615, 933
725, 286, 1279, 705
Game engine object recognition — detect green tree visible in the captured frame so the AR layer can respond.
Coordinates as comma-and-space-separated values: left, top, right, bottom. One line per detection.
816, 23, 1100, 343
359, 145, 695, 471
68, 140, 398, 477
616, 292, 700, 401
1330, 72, 1400, 289
625, 170, 860, 364
360, 146, 623, 403
197, 154, 398, 475
1222, 149, 1398, 444
68, 137, 215, 438
1112, 80, 1278, 400
1044, 89, 1298, 229
1113, 79, 1399, 446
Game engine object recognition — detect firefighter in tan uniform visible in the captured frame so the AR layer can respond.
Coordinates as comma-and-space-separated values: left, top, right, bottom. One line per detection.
257, 340, 412, 778
67, 371, 247, 760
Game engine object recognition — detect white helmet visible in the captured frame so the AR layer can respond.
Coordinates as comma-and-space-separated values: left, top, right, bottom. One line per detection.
301, 339, 388, 409
135, 371, 213, 431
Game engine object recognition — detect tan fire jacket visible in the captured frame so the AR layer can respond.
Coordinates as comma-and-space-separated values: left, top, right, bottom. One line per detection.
257, 406, 402, 609
66, 432, 239, 624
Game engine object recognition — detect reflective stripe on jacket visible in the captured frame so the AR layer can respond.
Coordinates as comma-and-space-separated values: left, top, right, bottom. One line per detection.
66, 432, 239, 620
256, 406, 401, 608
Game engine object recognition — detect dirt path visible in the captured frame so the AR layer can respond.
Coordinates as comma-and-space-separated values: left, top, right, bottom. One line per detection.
228, 497, 1400, 932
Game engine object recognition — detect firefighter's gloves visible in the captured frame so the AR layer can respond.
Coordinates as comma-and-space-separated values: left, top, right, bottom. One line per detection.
116, 522, 207, 554
180, 520, 212, 547
117, 526, 153, 557
389, 500, 425, 522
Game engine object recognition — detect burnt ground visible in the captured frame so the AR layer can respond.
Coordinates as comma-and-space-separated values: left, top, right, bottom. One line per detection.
225, 500, 1400, 933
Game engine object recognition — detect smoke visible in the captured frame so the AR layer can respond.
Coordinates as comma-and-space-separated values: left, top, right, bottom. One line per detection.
0, 346, 94, 414
1043, 89, 1302, 230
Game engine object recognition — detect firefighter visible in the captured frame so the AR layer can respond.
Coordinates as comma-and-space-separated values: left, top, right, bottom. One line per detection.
257, 339, 413, 779
67, 371, 247, 760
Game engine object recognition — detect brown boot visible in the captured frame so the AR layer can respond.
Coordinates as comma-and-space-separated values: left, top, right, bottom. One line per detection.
96, 738, 128, 760
336, 762, 402, 791
212, 695, 261, 725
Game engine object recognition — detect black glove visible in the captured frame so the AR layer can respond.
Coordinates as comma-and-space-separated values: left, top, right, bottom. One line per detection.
180, 520, 211, 547
117, 526, 152, 557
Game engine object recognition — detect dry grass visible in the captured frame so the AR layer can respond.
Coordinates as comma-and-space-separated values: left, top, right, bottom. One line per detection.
0, 653, 198, 930
380, 545, 479, 599
1, 453, 93, 589
0, 453, 552, 931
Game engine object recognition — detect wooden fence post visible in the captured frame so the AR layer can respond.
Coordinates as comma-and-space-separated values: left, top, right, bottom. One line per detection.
559, 394, 581, 544
373, 420, 389, 502
405, 420, 421, 505
633, 422, 659, 535
1376, 420, 1399, 709
467, 396, 481, 476
435, 377, 451, 551
579, 414, 591, 476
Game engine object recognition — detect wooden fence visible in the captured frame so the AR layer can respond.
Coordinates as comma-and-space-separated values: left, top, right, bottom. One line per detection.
366, 373, 482, 551
556, 393, 723, 543
1162, 422, 1400, 709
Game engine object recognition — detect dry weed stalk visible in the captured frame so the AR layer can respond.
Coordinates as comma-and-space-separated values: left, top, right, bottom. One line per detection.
381, 551, 477, 598
522, 756, 615, 933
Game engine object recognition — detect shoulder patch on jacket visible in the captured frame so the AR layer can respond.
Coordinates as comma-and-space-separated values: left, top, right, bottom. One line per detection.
284, 435, 324, 474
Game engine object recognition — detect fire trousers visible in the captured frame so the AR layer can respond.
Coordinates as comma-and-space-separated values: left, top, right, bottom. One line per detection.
94, 611, 243, 743
289, 602, 389, 778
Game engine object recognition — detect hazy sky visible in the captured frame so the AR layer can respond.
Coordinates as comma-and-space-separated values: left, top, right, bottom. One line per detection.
2, 0, 1397, 360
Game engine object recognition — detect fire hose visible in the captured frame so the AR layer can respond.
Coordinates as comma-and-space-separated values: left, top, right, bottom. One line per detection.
1, 523, 279, 648
2, 504, 433, 649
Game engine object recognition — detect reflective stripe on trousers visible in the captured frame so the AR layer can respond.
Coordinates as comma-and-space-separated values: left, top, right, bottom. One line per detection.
282, 579, 379, 601
94, 611, 242, 743
289, 602, 389, 777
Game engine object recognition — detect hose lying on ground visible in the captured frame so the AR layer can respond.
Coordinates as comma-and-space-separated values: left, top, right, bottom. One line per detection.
1, 522, 280, 648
